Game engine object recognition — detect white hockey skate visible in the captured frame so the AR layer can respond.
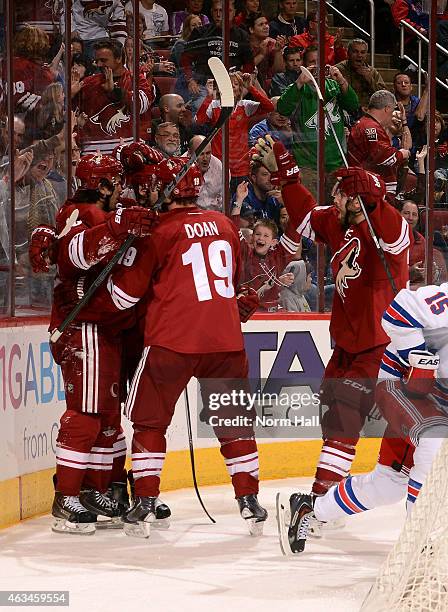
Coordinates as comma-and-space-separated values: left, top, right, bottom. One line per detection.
123, 496, 157, 539
237, 494, 268, 537
276, 492, 314, 555
52, 493, 96, 535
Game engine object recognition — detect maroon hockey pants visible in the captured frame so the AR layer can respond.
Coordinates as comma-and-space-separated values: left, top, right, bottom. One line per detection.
125, 345, 259, 498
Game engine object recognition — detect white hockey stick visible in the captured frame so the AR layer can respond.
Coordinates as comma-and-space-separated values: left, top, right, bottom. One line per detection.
300, 66, 397, 294
50, 58, 234, 343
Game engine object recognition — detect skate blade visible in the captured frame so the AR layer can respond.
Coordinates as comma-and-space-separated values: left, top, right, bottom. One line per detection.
51, 518, 96, 535
152, 517, 170, 530
240, 508, 265, 537
123, 521, 151, 539
276, 492, 293, 556
95, 516, 124, 530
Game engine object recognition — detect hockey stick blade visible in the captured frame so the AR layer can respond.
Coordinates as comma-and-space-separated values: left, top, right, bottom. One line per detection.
299, 66, 324, 102
50, 60, 234, 343
276, 492, 294, 556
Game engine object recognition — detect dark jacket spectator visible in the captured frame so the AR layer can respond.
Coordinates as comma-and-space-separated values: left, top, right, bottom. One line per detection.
269, 0, 306, 39
180, 1, 254, 87
269, 47, 302, 97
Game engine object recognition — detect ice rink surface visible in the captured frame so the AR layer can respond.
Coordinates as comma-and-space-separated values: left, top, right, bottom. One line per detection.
0, 477, 406, 612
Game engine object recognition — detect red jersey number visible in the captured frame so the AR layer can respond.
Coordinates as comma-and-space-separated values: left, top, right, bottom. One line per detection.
182, 240, 235, 302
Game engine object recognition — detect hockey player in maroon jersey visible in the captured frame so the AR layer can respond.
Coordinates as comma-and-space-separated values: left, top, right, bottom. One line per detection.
348, 89, 411, 194
253, 135, 411, 529
277, 283, 448, 554
68, 158, 267, 538
75, 39, 154, 155
33, 153, 160, 534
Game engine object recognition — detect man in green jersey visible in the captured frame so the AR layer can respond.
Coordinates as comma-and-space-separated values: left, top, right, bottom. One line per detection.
277, 46, 359, 198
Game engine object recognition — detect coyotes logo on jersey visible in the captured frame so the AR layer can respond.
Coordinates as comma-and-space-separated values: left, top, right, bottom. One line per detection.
333, 237, 362, 300
90, 103, 130, 135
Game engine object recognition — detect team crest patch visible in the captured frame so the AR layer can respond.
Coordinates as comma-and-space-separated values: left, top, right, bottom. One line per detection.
333, 237, 362, 300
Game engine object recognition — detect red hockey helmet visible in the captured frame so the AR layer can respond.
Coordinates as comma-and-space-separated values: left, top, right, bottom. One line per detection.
112, 142, 164, 173
154, 157, 203, 199
76, 153, 123, 190
127, 165, 155, 189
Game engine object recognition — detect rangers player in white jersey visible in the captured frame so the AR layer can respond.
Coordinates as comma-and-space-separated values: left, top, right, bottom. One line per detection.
277, 282, 448, 554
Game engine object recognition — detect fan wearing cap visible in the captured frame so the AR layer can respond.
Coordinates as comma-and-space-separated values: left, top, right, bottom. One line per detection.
29, 152, 161, 535
253, 135, 412, 519
72, 157, 268, 537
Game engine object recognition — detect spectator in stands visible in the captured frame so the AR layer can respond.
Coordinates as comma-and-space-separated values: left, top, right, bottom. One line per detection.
71, 53, 95, 81
231, 161, 282, 227
170, 14, 203, 103
269, 0, 306, 40
348, 89, 411, 194
71, 37, 84, 55
63, 0, 127, 59
24, 150, 60, 307
278, 46, 359, 198
237, 218, 297, 311
124, 36, 175, 76
0, 149, 34, 309
8, 26, 56, 119
385, 0, 428, 38
0, 115, 26, 158
393, 72, 427, 132
410, 111, 448, 182
124, 0, 169, 41
188, 135, 223, 211
249, 96, 295, 150
247, 13, 286, 89
234, 0, 260, 28
269, 46, 302, 97
153, 121, 181, 156
25, 82, 65, 141
335, 39, 386, 114
48, 134, 81, 206
154, 94, 192, 153
196, 71, 274, 192
289, 11, 347, 65
171, 0, 209, 35
279, 259, 312, 312
75, 39, 154, 154
388, 103, 413, 194
181, 0, 254, 114
400, 198, 447, 289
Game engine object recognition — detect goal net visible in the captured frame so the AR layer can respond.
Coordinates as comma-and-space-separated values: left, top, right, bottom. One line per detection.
361, 438, 448, 612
